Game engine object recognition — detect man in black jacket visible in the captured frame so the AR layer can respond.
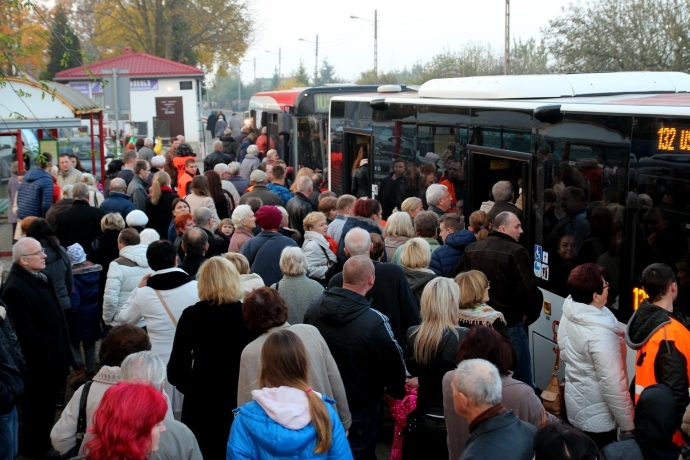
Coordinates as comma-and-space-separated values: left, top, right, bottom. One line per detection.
0, 300, 24, 460
179, 227, 208, 277
54, 183, 106, 250
192, 208, 224, 258
453, 211, 542, 388
2, 237, 71, 459
328, 228, 420, 353
285, 176, 315, 237
203, 140, 231, 172
305, 256, 406, 460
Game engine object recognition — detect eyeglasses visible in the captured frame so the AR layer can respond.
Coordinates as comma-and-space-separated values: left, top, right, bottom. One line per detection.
22, 248, 45, 257
486, 281, 491, 289
603, 281, 610, 289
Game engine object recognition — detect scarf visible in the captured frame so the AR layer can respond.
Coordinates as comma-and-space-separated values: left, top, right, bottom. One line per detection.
325, 235, 339, 254
147, 270, 194, 290
160, 185, 173, 193
468, 403, 508, 433
457, 303, 507, 327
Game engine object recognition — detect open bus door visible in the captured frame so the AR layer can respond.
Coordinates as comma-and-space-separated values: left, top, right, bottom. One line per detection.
341, 130, 374, 198
466, 145, 534, 252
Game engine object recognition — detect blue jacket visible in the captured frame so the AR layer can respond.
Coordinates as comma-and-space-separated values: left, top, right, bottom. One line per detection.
99, 191, 136, 218
430, 229, 476, 277
68, 265, 102, 342
227, 395, 352, 460
17, 168, 53, 219
240, 231, 298, 286
267, 183, 294, 205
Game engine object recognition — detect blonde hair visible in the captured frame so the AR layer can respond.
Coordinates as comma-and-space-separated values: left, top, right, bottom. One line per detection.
469, 211, 490, 241
150, 171, 171, 205
455, 270, 489, 310
290, 167, 314, 193
279, 247, 308, 276
219, 218, 233, 229
223, 252, 250, 275
400, 237, 431, 269
197, 257, 242, 303
401, 197, 422, 214
303, 212, 326, 232
101, 213, 126, 232
386, 212, 415, 238
412, 278, 460, 365
260, 329, 332, 453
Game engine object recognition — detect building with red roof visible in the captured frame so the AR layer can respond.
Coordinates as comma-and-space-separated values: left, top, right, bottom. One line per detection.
54, 47, 206, 150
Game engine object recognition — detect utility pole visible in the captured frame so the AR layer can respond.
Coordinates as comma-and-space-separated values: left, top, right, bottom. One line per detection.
253, 57, 256, 87
504, 0, 510, 75
314, 35, 319, 86
374, 9, 378, 82
279, 47, 282, 78
237, 65, 241, 105
113, 69, 120, 156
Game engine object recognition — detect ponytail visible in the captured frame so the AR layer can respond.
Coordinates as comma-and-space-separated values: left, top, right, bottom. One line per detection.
305, 388, 332, 454
151, 171, 170, 205
469, 210, 490, 241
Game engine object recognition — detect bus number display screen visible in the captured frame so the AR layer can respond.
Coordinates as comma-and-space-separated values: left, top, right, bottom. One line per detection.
632, 287, 649, 311
314, 94, 335, 113
657, 127, 690, 151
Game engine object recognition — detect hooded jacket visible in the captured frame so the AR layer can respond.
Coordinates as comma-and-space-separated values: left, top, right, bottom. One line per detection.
626, 299, 690, 439
227, 387, 352, 460
102, 244, 154, 326
17, 168, 53, 219
558, 296, 634, 433
402, 267, 436, 309
303, 287, 406, 407
266, 182, 294, 205
69, 264, 103, 342
430, 229, 476, 277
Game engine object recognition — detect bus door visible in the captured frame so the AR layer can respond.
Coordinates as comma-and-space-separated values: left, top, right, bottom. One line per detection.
341, 130, 374, 198
466, 145, 533, 251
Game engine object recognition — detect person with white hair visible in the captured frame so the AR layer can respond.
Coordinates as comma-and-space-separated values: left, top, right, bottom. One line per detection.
80, 173, 104, 207
138, 138, 155, 163
426, 183, 453, 217
213, 163, 241, 206
204, 140, 231, 172
228, 205, 255, 253
487, 180, 522, 224
239, 144, 261, 181
139, 228, 160, 245
270, 247, 324, 324
226, 161, 250, 195
451, 359, 536, 460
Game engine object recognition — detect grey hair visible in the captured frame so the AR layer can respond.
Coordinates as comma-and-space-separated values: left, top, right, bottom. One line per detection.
493, 211, 514, 229
247, 145, 259, 156
72, 183, 89, 200
279, 247, 308, 276
231, 204, 253, 227
120, 350, 167, 388
344, 227, 371, 256
144, 137, 154, 147
213, 140, 223, 150
295, 176, 313, 193
491, 181, 513, 203
228, 161, 241, 175
277, 206, 289, 226
452, 358, 502, 406
426, 184, 448, 207
62, 184, 74, 199
139, 228, 160, 245
193, 207, 212, 226
109, 178, 127, 192
12, 237, 39, 263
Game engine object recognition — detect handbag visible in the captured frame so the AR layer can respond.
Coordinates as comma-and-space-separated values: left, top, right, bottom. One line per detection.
315, 244, 342, 287
541, 321, 566, 418
60, 380, 93, 460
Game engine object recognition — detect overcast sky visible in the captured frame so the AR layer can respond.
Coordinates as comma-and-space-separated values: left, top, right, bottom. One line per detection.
239, 0, 573, 83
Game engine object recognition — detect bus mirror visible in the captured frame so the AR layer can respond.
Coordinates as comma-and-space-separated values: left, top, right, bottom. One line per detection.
370, 99, 390, 111
277, 113, 292, 136
534, 105, 563, 124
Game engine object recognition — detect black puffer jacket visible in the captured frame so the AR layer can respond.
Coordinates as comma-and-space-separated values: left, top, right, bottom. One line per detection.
304, 287, 406, 407
336, 215, 386, 264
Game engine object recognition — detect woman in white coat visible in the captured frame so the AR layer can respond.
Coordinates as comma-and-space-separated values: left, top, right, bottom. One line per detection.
558, 263, 634, 450
301, 212, 337, 283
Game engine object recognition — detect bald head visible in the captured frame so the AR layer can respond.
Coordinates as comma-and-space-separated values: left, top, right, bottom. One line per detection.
213, 140, 223, 151
110, 178, 127, 192
342, 255, 375, 287
344, 228, 372, 257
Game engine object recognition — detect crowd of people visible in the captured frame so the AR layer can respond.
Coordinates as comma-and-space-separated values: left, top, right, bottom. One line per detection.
1, 132, 690, 460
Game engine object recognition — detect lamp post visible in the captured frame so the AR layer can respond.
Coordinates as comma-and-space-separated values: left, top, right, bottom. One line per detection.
238, 59, 252, 109
299, 35, 318, 86
504, 0, 510, 75
266, 48, 281, 78
350, 10, 377, 82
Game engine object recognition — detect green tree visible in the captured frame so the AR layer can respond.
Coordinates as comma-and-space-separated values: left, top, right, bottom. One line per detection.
318, 57, 339, 85
355, 69, 398, 85
40, 4, 82, 80
271, 67, 280, 90
543, 0, 690, 72
510, 37, 549, 75
294, 60, 310, 86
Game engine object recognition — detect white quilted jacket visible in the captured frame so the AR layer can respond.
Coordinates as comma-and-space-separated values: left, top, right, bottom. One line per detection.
102, 244, 154, 326
558, 296, 635, 432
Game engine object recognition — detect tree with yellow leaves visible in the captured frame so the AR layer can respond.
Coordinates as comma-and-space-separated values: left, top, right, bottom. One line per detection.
0, 0, 49, 77
90, 0, 254, 70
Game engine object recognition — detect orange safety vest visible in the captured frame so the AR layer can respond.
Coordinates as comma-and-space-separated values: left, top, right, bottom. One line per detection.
634, 317, 690, 446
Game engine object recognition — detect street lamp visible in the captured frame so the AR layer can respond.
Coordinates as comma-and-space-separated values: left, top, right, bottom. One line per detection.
298, 36, 318, 86
350, 10, 377, 82
265, 49, 281, 78
237, 59, 252, 108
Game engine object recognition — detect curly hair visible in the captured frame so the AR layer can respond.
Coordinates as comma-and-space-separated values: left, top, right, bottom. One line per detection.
242, 287, 288, 334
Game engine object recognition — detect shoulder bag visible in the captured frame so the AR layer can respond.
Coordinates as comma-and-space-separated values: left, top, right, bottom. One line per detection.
541, 321, 566, 418
60, 380, 93, 460
316, 244, 342, 287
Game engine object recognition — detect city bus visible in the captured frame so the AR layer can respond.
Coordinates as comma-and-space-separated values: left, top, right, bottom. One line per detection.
248, 85, 414, 178
328, 72, 690, 389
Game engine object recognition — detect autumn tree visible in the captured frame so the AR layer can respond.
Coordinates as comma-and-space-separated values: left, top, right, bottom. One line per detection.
0, 1, 48, 77
355, 69, 398, 85
90, 0, 254, 70
40, 4, 82, 80
543, 0, 690, 72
